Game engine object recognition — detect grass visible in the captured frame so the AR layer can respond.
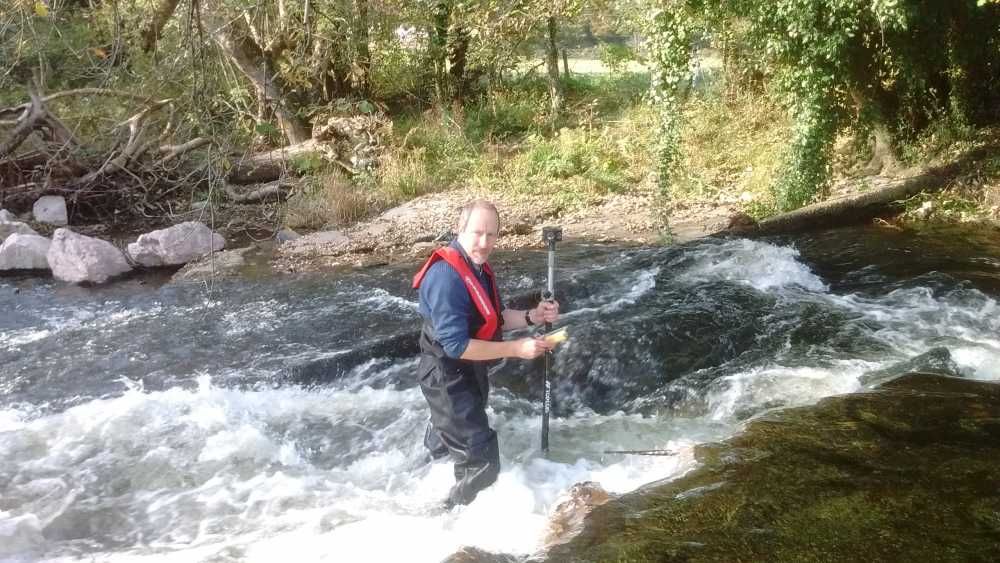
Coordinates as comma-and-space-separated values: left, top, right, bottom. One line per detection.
311, 68, 797, 224
360, 72, 659, 214
674, 85, 792, 216
283, 169, 375, 231
172, 56, 1000, 230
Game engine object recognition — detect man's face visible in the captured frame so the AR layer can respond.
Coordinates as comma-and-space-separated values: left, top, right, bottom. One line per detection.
457, 207, 499, 265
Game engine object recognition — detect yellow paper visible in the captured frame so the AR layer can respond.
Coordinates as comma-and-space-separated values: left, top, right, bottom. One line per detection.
543, 327, 569, 346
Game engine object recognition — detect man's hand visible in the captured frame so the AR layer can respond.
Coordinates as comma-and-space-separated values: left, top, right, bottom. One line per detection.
530, 300, 560, 325
513, 336, 553, 359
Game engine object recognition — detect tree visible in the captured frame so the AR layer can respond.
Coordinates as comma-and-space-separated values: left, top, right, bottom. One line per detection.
641, 0, 1000, 210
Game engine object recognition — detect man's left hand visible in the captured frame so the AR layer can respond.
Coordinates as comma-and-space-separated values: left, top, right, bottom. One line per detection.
531, 300, 560, 325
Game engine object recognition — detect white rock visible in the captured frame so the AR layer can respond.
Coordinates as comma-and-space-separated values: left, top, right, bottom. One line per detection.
47, 228, 132, 283
0, 220, 38, 243
126, 221, 225, 267
171, 246, 255, 282
0, 234, 51, 270
0, 209, 17, 222
32, 196, 68, 226
275, 228, 301, 244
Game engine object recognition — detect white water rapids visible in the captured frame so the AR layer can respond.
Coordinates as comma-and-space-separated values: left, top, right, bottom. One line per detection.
2, 236, 1000, 562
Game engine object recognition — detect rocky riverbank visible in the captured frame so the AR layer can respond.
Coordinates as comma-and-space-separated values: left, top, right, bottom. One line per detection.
272, 187, 743, 274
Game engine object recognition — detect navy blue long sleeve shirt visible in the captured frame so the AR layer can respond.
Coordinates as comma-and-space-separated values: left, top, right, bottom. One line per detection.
418, 241, 504, 359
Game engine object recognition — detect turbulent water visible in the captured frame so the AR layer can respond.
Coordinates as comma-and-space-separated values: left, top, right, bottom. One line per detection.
2, 225, 999, 562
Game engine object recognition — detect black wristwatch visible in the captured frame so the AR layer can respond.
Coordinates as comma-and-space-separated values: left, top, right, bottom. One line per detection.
525, 309, 535, 326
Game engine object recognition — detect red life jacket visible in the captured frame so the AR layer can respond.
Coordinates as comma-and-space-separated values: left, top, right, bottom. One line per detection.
412, 247, 502, 341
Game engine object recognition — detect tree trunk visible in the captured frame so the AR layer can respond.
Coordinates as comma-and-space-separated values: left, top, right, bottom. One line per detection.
748, 155, 981, 235
205, 10, 310, 145
228, 139, 326, 184
141, 0, 181, 53
850, 89, 899, 175
431, 2, 450, 102
448, 26, 470, 104
546, 16, 563, 114
353, 0, 371, 96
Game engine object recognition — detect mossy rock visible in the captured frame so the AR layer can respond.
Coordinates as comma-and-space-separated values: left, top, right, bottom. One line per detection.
544, 373, 1000, 562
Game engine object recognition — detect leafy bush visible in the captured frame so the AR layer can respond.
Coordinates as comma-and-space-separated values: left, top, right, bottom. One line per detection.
513, 126, 637, 196
463, 89, 547, 142
597, 41, 635, 76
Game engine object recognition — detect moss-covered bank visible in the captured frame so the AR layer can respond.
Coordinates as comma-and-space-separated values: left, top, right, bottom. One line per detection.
544, 373, 1000, 562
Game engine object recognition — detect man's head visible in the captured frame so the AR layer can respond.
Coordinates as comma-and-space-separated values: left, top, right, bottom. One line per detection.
456, 199, 500, 265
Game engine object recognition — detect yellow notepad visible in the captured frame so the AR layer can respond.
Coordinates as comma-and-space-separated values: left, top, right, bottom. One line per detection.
543, 327, 569, 346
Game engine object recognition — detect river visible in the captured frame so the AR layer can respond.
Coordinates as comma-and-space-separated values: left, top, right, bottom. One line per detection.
2, 224, 999, 562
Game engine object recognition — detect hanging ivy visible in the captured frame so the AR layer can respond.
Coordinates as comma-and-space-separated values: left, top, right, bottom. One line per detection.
636, 2, 695, 197
641, 0, 1000, 209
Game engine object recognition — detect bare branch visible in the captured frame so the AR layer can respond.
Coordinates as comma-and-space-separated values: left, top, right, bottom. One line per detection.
0, 89, 152, 118
157, 137, 211, 165
0, 91, 45, 158
75, 100, 173, 183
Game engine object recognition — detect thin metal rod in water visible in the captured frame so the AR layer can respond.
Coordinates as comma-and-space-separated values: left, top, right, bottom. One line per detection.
540, 226, 562, 455
603, 449, 679, 456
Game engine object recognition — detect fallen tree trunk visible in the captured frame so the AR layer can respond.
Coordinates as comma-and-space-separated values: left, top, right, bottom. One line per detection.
746, 152, 988, 235
223, 180, 294, 204
227, 139, 325, 184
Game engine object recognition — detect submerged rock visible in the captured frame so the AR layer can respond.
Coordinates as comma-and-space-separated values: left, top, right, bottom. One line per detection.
543, 481, 613, 549
170, 245, 255, 282
859, 346, 963, 386
543, 373, 1000, 562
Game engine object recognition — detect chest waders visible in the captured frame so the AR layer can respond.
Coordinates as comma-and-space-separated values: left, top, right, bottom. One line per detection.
412, 247, 503, 507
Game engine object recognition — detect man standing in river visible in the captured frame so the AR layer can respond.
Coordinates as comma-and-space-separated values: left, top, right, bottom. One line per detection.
412, 199, 560, 507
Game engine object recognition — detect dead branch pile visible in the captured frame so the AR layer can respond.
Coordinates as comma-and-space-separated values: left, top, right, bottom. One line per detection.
1, 85, 387, 226
0, 86, 217, 223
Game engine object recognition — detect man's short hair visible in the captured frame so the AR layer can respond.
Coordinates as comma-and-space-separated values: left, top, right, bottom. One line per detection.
457, 199, 500, 233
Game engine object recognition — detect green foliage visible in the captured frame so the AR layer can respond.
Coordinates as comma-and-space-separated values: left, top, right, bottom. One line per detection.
510, 123, 641, 197
675, 86, 790, 215
561, 72, 651, 118
463, 88, 548, 142
289, 152, 328, 175
370, 39, 433, 103
376, 114, 477, 201
774, 88, 838, 211
597, 41, 635, 76
640, 0, 1000, 210
634, 3, 697, 196
899, 110, 978, 165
